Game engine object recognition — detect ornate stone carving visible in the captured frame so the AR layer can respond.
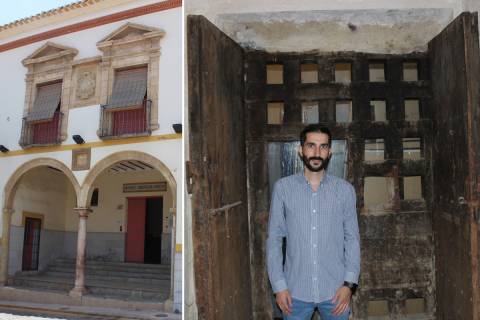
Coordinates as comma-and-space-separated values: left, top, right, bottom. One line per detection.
76, 71, 96, 100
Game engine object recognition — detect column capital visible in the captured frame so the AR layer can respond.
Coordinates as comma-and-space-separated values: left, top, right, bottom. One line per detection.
74, 207, 92, 218
2, 208, 14, 215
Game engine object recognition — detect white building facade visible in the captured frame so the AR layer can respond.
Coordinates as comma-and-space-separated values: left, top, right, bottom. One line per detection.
0, 0, 182, 312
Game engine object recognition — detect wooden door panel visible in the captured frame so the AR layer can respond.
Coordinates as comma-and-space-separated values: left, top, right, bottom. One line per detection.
429, 12, 480, 320
126, 198, 146, 263
188, 15, 253, 320
22, 218, 41, 271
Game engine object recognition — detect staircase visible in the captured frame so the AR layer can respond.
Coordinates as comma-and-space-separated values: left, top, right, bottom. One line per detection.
11, 259, 171, 301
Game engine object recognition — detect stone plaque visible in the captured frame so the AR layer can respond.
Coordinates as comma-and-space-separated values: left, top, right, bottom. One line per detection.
72, 148, 91, 171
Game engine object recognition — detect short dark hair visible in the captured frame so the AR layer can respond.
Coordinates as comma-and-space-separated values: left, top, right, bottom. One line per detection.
300, 125, 332, 146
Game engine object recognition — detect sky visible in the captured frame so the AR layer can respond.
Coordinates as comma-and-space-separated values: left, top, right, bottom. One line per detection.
0, 1, 76, 26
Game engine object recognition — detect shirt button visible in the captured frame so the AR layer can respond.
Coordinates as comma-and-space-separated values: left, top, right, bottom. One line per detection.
313, 209, 316, 213
313, 277, 317, 281
312, 227, 316, 230
313, 244, 317, 248
313, 261, 317, 265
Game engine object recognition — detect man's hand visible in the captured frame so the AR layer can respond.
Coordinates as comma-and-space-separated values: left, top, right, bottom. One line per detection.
331, 286, 352, 316
276, 290, 292, 315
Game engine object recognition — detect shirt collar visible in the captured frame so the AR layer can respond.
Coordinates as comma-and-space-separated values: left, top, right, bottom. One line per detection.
296, 171, 330, 186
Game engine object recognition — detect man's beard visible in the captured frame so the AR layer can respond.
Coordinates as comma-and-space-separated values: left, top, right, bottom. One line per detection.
301, 155, 331, 172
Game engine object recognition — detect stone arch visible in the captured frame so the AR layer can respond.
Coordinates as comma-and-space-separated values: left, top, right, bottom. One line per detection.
78, 150, 178, 301
79, 150, 177, 208
3, 158, 80, 210
1, 158, 80, 284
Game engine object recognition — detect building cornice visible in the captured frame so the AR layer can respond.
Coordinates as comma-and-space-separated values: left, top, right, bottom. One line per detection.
0, 0, 182, 53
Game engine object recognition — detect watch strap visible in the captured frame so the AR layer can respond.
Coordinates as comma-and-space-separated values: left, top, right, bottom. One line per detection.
343, 281, 358, 295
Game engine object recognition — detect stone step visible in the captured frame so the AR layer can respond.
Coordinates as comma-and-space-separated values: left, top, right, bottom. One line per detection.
56, 259, 169, 269
12, 275, 168, 301
52, 260, 169, 274
14, 274, 169, 292
43, 271, 170, 285
47, 266, 170, 279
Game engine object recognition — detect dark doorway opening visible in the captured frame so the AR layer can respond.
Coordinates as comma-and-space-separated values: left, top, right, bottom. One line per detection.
22, 217, 41, 271
145, 197, 163, 264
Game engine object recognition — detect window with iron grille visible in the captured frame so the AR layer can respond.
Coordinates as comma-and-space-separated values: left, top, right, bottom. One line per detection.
20, 81, 63, 147
99, 66, 151, 138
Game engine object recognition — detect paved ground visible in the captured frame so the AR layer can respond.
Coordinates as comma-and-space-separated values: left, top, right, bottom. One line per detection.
0, 302, 181, 320
0, 312, 86, 320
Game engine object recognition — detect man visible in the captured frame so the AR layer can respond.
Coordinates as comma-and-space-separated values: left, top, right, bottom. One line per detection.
266, 124, 360, 320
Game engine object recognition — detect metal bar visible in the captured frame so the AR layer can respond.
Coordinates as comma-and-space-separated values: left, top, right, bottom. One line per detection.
146, 99, 152, 132
209, 201, 242, 215
99, 105, 107, 137
56, 112, 62, 144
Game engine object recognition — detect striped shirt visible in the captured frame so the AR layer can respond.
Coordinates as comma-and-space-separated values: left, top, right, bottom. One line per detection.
266, 172, 360, 303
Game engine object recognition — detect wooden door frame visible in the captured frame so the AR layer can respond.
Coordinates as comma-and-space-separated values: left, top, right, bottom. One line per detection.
22, 217, 42, 271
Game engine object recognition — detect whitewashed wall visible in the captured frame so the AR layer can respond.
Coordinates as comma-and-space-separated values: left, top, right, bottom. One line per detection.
0, 1, 183, 311
0, 0, 182, 242
0, 4, 181, 148
0, 140, 181, 242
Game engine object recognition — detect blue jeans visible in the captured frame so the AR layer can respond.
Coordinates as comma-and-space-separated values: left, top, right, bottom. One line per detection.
283, 298, 350, 320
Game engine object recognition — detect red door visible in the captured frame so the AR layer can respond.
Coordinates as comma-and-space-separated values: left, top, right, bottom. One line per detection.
125, 198, 146, 262
22, 218, 41, 271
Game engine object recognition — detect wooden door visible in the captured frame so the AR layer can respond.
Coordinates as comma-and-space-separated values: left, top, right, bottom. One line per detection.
188, 15, 253, 320
22, 218, 41, 271
429, 12, 480, 320
126, 197, 146, 263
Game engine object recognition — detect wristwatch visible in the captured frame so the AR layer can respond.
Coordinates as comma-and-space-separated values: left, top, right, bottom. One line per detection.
343, 281, 358, 295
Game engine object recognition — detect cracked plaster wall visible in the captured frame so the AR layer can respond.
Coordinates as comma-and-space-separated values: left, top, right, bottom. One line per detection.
185, 0, 480, 53
217, 10, 452, 53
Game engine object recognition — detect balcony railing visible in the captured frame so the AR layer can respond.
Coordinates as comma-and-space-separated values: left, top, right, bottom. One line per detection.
19, 112, 62, 147
99, 100, 152, 139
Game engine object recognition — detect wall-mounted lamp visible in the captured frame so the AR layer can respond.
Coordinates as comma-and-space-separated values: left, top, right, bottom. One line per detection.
172, 123, 182, 134
72, 135, 85, 144
0, 145, 9, 153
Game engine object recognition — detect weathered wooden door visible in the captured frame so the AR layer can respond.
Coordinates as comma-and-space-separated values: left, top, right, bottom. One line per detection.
22, 218, 41, 271
188, 15, 253, 320
429, 12, 480, 320
126, 197, 146, 263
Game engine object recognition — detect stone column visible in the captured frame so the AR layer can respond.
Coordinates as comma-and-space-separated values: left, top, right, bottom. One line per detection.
0, 207, 14, 285
69, 207, 91, 298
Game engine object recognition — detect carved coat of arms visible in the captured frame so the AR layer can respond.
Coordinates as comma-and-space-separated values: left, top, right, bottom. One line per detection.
76, 71, 96, 100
